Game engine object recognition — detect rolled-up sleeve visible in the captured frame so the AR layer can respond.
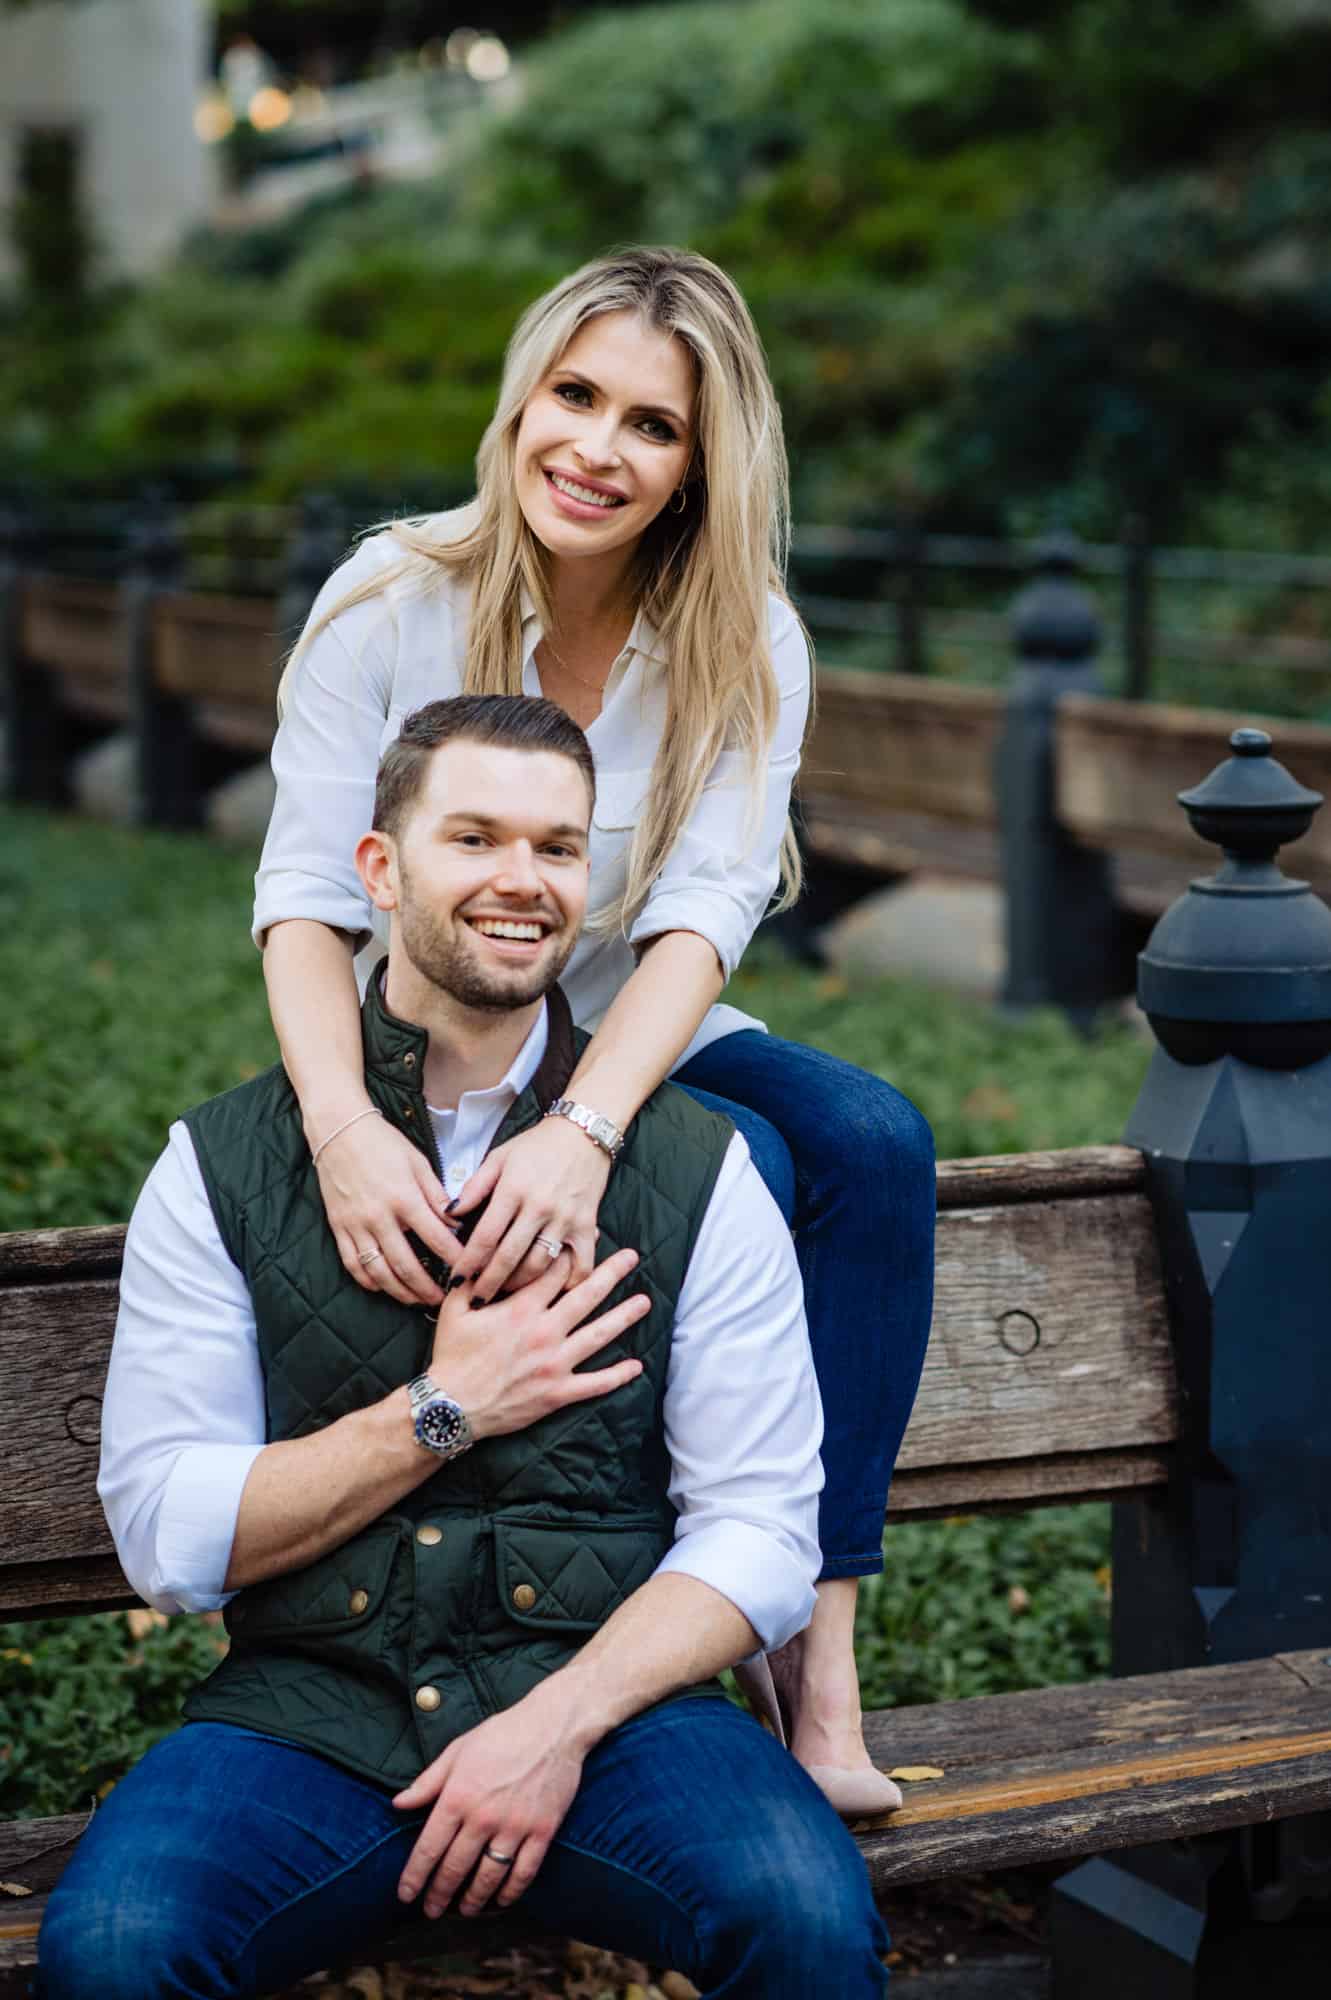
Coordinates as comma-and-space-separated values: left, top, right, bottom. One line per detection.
252, 539, 401, 950
627, 601, 810, 980
98, 1124, 267, 1613
656, 1132, 824, 1651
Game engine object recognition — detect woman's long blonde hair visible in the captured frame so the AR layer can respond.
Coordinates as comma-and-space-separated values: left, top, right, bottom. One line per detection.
282, 246, 804, 935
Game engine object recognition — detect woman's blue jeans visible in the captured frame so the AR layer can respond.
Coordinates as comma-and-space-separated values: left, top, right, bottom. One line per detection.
36, 1706, 888, 1999
674, 1030, 936, 1577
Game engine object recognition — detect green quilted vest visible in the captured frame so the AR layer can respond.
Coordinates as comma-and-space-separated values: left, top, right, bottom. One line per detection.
179, 977, 733, 1793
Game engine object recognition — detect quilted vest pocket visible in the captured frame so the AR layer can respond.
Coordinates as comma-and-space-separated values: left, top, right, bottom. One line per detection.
225, 1518, 404, 1644
494, 1516, 666, 1633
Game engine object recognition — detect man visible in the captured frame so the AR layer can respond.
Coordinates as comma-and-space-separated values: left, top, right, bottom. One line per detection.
38, 695, 888, 2000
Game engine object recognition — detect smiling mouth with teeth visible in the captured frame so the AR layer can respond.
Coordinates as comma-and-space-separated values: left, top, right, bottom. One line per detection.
545, 470, 626, 509
468, 918, 548, 942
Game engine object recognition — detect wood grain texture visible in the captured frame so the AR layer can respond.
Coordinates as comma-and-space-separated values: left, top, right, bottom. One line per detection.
1056, 693, 1331, 884
858, 1648, 1331, 1888
888, 1446, 1170, 1518
935, 1146, 1144, 1209
0, 1226, 123, 1282
900, 1191, 1176, 1475
0, 1279, 120, 1569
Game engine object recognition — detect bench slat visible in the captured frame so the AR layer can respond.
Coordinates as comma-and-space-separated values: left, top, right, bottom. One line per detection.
901, 1190, 1176, 1477
0, 1153, 1178, 1612
860, 1648, 1331, 1888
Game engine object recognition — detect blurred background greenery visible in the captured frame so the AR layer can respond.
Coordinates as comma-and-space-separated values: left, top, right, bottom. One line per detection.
7, 0, 1331, 550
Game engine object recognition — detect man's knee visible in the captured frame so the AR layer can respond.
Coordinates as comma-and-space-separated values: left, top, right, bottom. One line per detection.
705, 1824, 888, 1994
39, 1878, 230, 2000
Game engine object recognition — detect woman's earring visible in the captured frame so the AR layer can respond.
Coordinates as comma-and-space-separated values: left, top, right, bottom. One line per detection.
670, 485, 688, 514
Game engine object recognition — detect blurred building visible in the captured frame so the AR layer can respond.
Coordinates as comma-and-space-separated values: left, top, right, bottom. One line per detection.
0, 0, 215, 284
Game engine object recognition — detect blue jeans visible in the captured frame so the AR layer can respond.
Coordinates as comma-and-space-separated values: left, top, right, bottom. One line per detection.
36, 1705, 888, 1999
674, 1030, 935, 1576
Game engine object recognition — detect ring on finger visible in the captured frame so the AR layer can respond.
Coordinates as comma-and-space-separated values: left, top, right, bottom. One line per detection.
484, 1846, 515, 1867
534, 1235, 564, 1260
359, 1247, 386, 1267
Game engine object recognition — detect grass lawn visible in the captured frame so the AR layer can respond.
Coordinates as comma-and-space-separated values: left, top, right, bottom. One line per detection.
2, 804, 1152, 1823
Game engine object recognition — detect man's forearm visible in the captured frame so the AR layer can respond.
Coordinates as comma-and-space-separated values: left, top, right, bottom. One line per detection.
225, 1386, 434, 1590
526, 1572, 757, 1753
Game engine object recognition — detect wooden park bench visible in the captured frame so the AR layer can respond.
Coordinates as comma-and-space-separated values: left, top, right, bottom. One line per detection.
3, 1146, 1329, 1993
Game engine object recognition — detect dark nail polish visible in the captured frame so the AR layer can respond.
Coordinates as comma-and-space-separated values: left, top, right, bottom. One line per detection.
447, 1273, 467, 1292
445, 1198, 460, 1213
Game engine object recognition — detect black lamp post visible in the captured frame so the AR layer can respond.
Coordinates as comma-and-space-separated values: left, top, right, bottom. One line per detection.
1051, 728, 1331, 1995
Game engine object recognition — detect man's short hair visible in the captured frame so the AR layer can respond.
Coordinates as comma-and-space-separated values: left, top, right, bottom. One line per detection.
373, 694, 596, 840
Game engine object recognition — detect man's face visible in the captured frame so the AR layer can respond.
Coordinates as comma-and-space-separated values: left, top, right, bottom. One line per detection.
387, 740, 592, 1013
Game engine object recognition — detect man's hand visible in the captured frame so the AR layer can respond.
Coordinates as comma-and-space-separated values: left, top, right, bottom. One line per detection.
429, 1245, 649, 1439
392, 1680, 588, 1917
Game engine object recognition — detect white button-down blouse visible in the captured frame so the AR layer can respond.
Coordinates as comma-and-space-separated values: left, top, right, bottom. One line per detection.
253, 528, 812, 1068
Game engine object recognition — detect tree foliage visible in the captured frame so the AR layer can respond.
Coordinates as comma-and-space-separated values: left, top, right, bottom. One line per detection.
5, 0, 1331, 541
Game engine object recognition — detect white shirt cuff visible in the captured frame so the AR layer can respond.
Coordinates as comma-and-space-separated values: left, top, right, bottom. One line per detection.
654, 1518, 817, 1654
252, 867, 374, 950
150, 1442, 266, 1613
627, 890, 749, 983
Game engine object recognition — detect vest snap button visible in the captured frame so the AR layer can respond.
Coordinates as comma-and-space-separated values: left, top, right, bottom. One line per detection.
403, 1052, 416, 1068
415, 1685, 442, 1712
416, 1524, 443, 1547
512, 1583, 537, 1612
347, 1589, 369, 1616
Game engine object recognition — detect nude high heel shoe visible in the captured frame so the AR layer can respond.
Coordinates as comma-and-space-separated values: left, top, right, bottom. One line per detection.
733, 1654, 903, 1821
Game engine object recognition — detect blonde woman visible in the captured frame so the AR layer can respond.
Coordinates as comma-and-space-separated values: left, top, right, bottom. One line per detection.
255, 247, 935, 1816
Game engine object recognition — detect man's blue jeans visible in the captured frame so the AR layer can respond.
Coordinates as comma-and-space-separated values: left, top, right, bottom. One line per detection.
675, 1029, 936, 1576
37, 1702, 888, 1998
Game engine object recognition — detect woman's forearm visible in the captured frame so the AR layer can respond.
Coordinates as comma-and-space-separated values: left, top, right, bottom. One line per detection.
263, 919, 370, 1147
565, 929, 724, 1129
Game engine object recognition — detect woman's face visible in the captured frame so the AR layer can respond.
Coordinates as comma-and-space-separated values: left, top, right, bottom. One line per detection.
514, 310, 696, 571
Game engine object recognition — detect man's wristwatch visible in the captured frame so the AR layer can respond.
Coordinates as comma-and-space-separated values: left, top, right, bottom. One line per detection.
407, 1374, 474, 1460
546, 1097, 625, 1161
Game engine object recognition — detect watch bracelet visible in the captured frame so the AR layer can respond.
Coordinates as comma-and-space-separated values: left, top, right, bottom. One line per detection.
545, 1096, 624, 1160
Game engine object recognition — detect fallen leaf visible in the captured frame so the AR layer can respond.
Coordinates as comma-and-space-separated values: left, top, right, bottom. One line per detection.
0, 1883, 33, 1898
1007, 1584, 1031, 1613
961, 1082, 1019, 1123
125, 1607, 168, 1639
888, 1765, 946, 1782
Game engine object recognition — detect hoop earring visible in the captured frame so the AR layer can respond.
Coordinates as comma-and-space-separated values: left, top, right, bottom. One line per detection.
670, 486, 688, 514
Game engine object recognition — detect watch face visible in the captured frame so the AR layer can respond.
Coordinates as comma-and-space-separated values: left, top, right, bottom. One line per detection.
417, 1395, 468, 1455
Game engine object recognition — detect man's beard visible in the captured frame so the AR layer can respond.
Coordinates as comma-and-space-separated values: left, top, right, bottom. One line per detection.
396, 876, 576, 1015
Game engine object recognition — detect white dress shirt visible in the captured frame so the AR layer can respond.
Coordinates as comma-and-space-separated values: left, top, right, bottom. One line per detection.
100, 1003, 825, 1652
252, 528, 812, 1068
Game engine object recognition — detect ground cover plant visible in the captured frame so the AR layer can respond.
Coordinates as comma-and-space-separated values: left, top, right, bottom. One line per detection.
0, 802, 1150, 1835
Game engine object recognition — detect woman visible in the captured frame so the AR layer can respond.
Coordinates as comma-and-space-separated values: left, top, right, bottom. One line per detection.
255, 247, 935, 1817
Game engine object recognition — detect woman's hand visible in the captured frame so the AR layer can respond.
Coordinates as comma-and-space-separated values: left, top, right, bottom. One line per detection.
446, 1115, 613, 1301
314, 1109, 459, 1307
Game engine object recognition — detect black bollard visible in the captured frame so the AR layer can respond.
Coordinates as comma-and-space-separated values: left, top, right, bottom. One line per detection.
0, 500, 67, 805
124, 488, 191, 827
1050, 729, 1331, 1997
994, 534, 1125, 1028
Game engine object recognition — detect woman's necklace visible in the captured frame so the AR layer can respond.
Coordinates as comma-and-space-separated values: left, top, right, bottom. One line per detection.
540, 634, 620, 694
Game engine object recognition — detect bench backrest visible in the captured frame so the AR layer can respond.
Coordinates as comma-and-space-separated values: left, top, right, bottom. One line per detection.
0, 1146, 1177, 1621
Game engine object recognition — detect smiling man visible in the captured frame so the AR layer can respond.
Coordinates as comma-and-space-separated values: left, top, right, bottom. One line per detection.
37, 696, 889, 2000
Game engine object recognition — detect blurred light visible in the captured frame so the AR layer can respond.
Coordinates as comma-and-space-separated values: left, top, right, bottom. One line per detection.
466, 36, 510, 82
248, 86, 292, 133
446, 27, 479, 68
194, 93, 235, 144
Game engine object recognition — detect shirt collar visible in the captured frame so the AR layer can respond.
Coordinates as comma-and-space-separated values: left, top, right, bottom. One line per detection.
518, 584, 669, 668
437, 1001, 550, 1116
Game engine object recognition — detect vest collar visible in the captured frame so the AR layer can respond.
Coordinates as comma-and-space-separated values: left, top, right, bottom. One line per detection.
361, 968, 577, 1115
